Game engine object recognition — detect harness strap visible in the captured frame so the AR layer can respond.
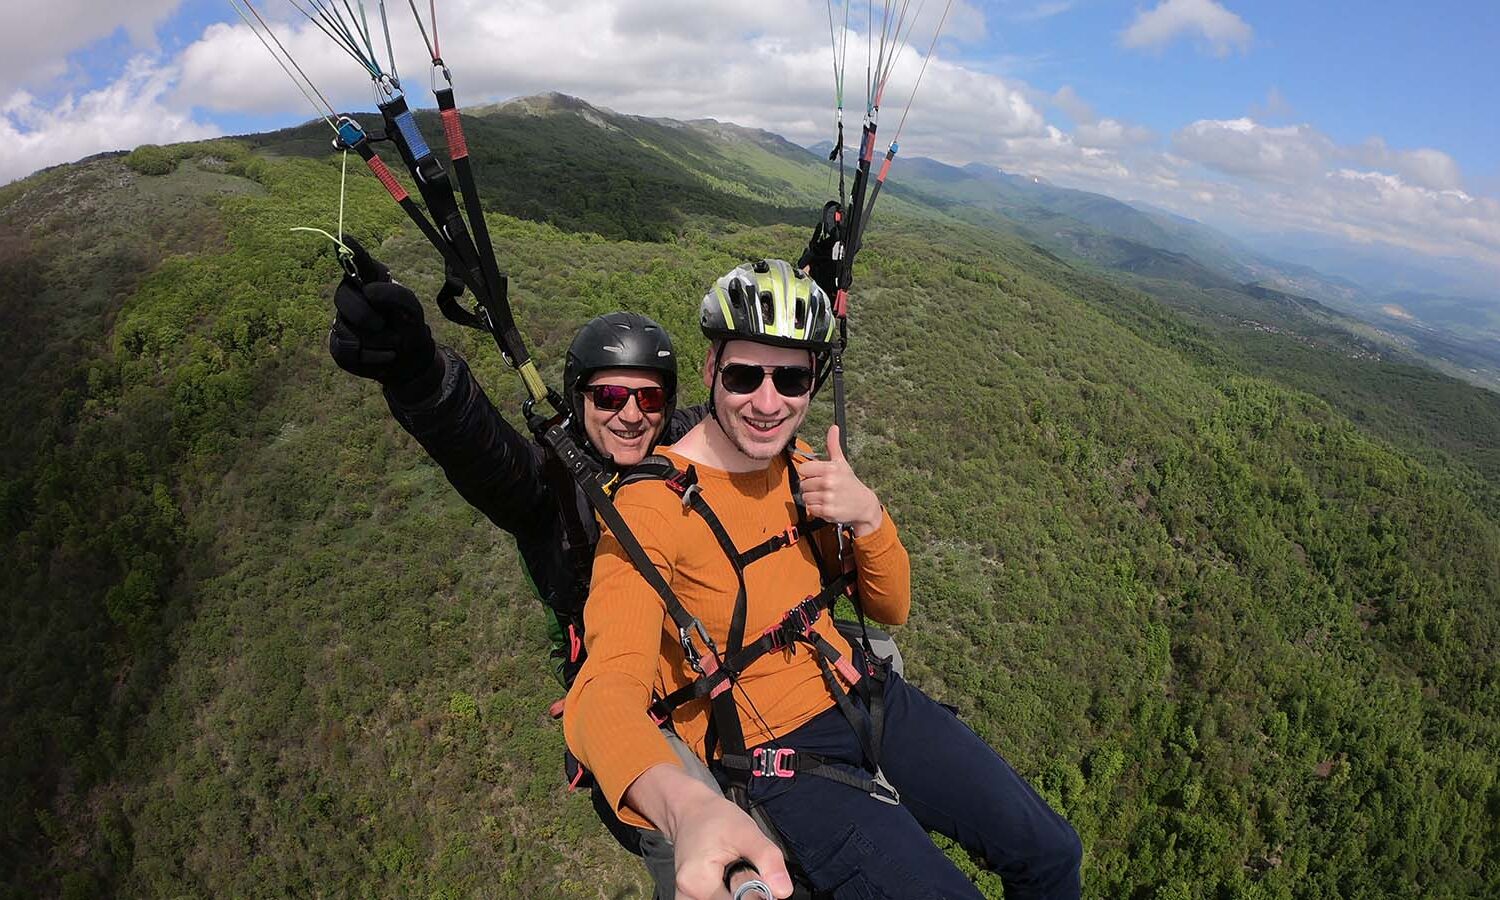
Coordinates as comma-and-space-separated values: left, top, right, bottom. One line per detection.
646, 571, 857, 723
735, 518, 833, 567
618, 448, 886, 789
534, 425, 722, 674
432, 266, 486, 330
720, 748, 900, 805
682, 489, 753, 655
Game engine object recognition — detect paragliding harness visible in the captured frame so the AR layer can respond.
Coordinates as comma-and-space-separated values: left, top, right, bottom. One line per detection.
599, 450, 900, 808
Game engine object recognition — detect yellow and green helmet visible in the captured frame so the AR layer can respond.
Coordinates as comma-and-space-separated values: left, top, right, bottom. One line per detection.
700, 259, 838, 352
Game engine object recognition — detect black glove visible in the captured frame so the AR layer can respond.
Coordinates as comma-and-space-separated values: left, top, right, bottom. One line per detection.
328, 237, 440, 397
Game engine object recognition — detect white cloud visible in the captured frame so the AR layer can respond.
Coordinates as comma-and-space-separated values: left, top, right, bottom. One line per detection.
1120, 0, 1253, 57
1052, 85, 1095, 124
177, 0, 1018, 154
0, 56, 219, 184
1355, 138, 1464, 192
1076, 118, 1156, 149
1173, 118, 1332, 181
0, 0, 184, 91
1141, 122, 1499, 269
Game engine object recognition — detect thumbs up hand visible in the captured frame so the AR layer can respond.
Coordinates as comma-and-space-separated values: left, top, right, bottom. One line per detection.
795, 425, 884, 537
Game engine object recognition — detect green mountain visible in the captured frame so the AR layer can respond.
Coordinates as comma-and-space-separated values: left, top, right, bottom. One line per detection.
2, 95, 1497, 899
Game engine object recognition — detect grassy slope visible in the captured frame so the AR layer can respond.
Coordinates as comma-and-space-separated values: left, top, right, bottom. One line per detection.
0, 120, 1496, 899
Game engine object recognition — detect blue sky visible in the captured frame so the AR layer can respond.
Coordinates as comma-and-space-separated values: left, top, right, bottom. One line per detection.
979, 1, 1499, 180
3, 1, 1497, 287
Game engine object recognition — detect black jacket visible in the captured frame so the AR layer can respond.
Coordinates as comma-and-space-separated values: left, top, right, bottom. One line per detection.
385, 346, 704, 684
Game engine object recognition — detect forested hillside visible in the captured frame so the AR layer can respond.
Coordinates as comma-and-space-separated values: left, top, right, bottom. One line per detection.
1, 99, 1496, 899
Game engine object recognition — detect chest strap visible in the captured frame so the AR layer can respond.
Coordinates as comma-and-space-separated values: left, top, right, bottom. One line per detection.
647, 569, 858, 724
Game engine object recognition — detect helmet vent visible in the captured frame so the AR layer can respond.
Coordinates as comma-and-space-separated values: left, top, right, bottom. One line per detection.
729, 278, 750, 314
759, 291, 775, 327
794, 297, 808, 329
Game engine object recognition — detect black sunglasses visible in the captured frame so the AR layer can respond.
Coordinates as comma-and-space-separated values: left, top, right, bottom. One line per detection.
583, 384, 668, 413
719, 363, 815, 397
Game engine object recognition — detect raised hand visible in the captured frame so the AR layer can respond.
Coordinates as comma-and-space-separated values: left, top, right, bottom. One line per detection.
796, 425, 884, 537
327, 236, 438, 390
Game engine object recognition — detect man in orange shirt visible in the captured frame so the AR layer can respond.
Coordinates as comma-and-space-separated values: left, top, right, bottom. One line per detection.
565, 260, 1081, 900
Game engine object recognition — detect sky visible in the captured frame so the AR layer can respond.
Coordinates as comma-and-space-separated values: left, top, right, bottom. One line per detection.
3, 0, 1498, 285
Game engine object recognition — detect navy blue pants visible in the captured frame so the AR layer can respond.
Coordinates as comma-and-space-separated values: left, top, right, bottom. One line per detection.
745, 669, 1082, 899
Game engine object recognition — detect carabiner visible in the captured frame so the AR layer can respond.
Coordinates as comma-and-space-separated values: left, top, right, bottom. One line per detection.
431, 59, 454, 93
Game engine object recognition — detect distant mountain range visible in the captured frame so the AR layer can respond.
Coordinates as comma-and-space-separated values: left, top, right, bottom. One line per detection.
804, 138, 1500, 390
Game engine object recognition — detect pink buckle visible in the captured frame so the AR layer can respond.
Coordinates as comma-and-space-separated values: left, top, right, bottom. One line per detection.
834, 656, 862, 686
752, 747, 796, 778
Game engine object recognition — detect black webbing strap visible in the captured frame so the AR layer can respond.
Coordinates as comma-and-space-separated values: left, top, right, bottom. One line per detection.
837, 122, 876, 297
811, 638, 879, 767
429, 86, 538, 375
433, 87, 509, 332
719, 747, 899, 805
682, 489, 753, 655
378, 93, 491, 308
647, 571, 857, 723
735, 518, 833, 568
831, 345, 849, 455
534, 424, 722, 673
432, 266, 486, 330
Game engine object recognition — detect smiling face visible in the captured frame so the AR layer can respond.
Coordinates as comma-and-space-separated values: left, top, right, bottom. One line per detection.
581, 368, 668, 466
705, 340, 816, 462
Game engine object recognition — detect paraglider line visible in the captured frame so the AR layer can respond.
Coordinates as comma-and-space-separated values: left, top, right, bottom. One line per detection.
228, 0, 340, 132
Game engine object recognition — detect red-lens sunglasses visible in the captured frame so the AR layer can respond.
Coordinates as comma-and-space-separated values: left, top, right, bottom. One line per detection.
583, 384, 668, 413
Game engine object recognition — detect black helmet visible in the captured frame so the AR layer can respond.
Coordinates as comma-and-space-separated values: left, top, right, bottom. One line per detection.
563, 311, 678, 438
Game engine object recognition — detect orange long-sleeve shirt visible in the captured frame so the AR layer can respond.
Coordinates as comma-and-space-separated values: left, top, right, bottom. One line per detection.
562, 447, 911, 826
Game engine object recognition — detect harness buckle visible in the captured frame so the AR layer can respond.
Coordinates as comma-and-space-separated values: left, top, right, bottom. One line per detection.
781, 525, 799, 547
679, 619, 718, 676
664, 466, 701, 508
869, 767, 901, 805
751, 748, 796, 778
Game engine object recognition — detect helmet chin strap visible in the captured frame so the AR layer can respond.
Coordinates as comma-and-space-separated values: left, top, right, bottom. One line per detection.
706, 341, 724, 431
